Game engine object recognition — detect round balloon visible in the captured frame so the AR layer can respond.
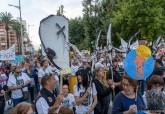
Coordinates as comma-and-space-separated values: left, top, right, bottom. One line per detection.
124, 50, 154, 80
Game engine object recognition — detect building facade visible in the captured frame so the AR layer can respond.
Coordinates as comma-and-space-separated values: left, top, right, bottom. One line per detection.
0, 22, 34, 54
0, 22, 19, 52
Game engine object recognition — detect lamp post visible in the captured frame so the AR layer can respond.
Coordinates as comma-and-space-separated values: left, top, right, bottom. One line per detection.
8, 0, 24, 55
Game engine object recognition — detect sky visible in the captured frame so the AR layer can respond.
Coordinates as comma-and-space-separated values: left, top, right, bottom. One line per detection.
0, 0, 83, 49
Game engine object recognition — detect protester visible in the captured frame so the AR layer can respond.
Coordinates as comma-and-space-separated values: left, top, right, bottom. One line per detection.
160, 55, 165, 67
0, 84, 5, 114
143, 75, 165, 113
32, 60, 41, 93
112, 76, 146, 114
7, 65, 32, 106
108, 59, 122, 95
38, 59, 52, 88
12, 102, 33, 114
59, 84, 75, 111
23, 60, 35, 102
74, 68, 97, 114
93, 65, 112, 114
36, 74, 62, 114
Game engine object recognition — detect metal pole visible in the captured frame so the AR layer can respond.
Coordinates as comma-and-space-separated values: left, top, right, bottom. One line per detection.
19, 0, 24, 55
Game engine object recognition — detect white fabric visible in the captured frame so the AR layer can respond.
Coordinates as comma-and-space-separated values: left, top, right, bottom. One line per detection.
120, 38, 128, 50
74, 83, 97, 114
7, 73, 30, 99
56, 93, 76, 113
38, 66, 52, 89
38, 66, 52, 78
130, 40, 139, 49
95, 62, 104, 70
36, 97, 49, 114
61, 93, 75, 109
0, 73, 8, 87
71, 65, 79, 75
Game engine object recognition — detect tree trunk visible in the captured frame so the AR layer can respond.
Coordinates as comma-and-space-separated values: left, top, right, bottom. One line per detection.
16, 33, 21, 54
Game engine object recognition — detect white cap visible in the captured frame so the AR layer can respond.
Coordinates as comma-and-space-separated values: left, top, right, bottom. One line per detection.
95, 62, 104, 70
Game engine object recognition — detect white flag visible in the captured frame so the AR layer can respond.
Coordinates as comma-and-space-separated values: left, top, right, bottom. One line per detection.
120, 37, 128, 50
107, 24, 112, 49
130, 40, 139, 50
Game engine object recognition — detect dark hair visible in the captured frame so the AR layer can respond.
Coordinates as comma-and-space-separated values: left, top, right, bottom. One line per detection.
122, 76, 137, 91
41, 74, 53, 87
147, 75, 164, 90
76, 69, 90, 91
160, 55, 165, 60
41, 59, 48, 67
153, 68, 165, 76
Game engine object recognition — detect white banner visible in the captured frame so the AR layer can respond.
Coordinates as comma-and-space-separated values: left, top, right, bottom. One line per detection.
0, 45, 15, 60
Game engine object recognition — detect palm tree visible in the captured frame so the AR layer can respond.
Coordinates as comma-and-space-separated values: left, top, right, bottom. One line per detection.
11, 19, 21, 54
0, 12, 13, 48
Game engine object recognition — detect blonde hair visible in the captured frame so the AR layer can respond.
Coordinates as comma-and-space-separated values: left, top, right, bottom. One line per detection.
12, 102, 33, 114
95, 68, 108, 87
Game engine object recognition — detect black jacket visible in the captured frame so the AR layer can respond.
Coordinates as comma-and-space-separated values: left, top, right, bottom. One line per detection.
93, 79, 112, 114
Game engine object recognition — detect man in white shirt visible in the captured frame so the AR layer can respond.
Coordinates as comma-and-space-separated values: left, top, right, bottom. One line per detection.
7, 65, 31, 106
36, 74, 63, 114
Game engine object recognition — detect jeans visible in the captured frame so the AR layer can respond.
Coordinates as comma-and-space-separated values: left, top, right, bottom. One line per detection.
13, 97, 23, 106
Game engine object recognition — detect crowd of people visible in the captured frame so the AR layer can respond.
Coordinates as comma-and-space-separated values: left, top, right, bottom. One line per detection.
0, 41, 164, 114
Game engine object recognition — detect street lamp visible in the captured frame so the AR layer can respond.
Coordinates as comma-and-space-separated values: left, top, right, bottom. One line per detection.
8, 0, 24, 55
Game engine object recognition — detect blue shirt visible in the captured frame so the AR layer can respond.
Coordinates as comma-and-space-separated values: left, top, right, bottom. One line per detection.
112, 92, 146, 114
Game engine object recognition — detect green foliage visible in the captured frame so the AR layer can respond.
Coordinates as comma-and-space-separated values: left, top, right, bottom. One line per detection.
111, 0, 165, 42
69, 17, 85, 49
57, 5, 64, 16
69, 0, 165, 50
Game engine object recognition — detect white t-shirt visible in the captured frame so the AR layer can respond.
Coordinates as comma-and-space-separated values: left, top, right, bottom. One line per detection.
38, 66, 52, 89
56, 93, 76, 113
74, 83, 97, 114
61, 93, 75, 109
38, 66, 52, 78
7, 72, 30, 99
36, 97, 49, 114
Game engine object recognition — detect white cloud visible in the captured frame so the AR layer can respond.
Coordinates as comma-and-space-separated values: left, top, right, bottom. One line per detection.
0, 0, 83, 50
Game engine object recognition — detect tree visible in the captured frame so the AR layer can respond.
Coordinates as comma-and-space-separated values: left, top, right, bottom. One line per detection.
57, 5, 64, 16
11, 19, 22, 53
110, 0, 165, 44
0, 12, 13, 48
70, 0, 165, 50
69, 17, 85, 49
82, 0, 98, 51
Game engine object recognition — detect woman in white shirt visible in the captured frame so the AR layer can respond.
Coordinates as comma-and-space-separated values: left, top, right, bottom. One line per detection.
74, 68, 97, 114
7, 65, 31, 106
